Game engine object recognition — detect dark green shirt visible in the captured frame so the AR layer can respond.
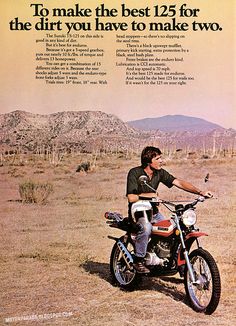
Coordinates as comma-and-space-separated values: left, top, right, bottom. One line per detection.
126, 166, 176, 196
126, 166, 176, 216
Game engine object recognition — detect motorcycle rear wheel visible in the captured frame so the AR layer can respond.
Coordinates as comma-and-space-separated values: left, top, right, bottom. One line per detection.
184, 248, 221, 314
110, 237, 140, 289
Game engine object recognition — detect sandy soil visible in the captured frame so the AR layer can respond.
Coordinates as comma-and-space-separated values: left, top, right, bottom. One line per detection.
0, 154, 235, 325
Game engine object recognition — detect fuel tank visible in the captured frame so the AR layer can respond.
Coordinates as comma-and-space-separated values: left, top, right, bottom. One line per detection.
152, 219, 176, 237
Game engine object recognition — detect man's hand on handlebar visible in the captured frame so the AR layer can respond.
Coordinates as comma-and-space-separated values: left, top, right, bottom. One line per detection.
138, 192, 158, 201
150, 196, 163, 203
128, 193, 158, 203
138, 193, 163, 204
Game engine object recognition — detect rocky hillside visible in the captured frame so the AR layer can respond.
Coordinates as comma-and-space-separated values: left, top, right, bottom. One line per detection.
0, 110, 235, 154
0, 110, 146, 153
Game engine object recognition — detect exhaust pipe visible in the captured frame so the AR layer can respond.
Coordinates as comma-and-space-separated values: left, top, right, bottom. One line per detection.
117, 240, 134, 269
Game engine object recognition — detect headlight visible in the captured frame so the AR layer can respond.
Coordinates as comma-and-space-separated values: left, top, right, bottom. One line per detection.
182, 209, 197, 227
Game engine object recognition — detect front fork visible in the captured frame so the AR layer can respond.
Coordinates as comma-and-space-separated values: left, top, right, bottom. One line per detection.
174, 215, 197, 283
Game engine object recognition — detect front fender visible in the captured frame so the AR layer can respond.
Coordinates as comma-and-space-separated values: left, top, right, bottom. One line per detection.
177, 232, 208, 266
186, 231, 208, 240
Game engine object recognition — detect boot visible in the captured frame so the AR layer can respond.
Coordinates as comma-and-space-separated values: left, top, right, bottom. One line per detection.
133, 256, 150, 274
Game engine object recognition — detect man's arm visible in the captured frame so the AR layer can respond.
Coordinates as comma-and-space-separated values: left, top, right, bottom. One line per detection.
173, 178, 212, 197
127, 192, 157, 203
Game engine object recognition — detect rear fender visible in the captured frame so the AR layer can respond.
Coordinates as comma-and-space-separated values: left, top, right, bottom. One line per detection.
177, 232, 208, 266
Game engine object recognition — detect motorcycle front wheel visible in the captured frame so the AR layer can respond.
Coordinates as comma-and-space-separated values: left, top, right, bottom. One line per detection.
184, 248, 221, 314
110, 237, 140, 289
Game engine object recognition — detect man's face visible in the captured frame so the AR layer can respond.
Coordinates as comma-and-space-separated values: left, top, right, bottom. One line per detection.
149, 155, 163, 170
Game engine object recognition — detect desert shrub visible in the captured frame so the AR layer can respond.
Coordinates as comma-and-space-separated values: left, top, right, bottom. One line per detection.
19, 180, 53, 204
8, 168, 26, 178
201, 154, 210, 159
76, 162, 91, 173
33, 169, 45, 174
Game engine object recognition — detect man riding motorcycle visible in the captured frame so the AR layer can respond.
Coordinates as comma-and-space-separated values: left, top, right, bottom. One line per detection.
126, 146, 212, 273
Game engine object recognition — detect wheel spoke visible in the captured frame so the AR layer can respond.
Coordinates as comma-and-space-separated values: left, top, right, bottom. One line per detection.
184, 248, 221, 314
187, 255, 213, 309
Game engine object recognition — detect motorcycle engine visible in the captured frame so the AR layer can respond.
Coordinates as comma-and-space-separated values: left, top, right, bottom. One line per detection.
145, 252, 165, 266
155, 240, 171, 258
145, 240, 172, 266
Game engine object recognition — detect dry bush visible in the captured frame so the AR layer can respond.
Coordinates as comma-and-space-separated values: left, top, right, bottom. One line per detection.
8, 167, 26, 178
76, 162, 91, 173
19, 180, 53, 204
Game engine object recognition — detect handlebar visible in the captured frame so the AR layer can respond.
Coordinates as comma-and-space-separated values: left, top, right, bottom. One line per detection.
148, 195, 205, 204
139, 177, 213, 208
144, 195, 214, 213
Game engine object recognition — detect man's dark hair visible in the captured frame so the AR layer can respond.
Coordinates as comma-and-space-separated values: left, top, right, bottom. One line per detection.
141, 146, 162, 168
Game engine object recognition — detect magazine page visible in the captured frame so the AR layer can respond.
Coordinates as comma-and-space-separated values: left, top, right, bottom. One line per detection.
0, 0, 235, 325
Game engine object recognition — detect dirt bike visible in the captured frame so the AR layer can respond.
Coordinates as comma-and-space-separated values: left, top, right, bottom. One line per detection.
104, 176, 221, 315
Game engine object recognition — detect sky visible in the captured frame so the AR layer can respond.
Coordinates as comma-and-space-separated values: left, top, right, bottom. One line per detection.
0, 0, 235, 128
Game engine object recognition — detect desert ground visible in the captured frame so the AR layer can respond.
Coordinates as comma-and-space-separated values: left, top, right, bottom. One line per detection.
0, 153, 235, 325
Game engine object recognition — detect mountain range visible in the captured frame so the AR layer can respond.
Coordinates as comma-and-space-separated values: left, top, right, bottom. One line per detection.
0, 110, 235, 153
128, 115, 224, 132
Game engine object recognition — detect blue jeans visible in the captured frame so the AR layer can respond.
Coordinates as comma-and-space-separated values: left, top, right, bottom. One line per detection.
135, 212, 165, 258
